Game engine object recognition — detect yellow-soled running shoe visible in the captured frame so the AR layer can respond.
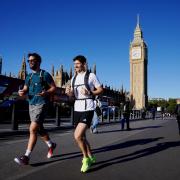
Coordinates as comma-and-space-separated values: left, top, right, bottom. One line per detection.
81, 157, 91, 173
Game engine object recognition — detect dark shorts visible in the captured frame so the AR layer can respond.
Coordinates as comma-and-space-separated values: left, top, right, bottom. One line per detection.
74, 110, 94, 128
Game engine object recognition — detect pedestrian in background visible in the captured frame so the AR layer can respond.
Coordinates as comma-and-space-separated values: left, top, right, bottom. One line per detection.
121, 101, 131, 130
90, 97, 102, 134
175, 100, 180, 135
151, 106, 156, 120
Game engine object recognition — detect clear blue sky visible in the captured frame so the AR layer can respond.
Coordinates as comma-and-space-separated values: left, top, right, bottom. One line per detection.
0, 0, 179, 99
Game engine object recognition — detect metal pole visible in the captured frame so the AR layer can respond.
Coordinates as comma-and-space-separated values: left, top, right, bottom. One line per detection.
140, 110, 142, 119
108, 108, 110, 122
138, 110, 140, 119
101, 109, 104, 123
118, 108, 121, 121
132, 110, 135, 119
11, 103, 18, 130
113, 109, 115, 121
55, 103, 61, 127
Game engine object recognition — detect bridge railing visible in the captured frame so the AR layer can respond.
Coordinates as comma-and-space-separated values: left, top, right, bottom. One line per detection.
1, 100, 157, 130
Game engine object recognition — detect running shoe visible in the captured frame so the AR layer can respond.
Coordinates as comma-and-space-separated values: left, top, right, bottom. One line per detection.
14, 155, 29, 165
47, 142, 56, 158
81, 157, 90, 173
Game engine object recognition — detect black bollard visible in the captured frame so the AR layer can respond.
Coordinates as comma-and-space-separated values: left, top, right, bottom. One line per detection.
107, 107, 110, 122
11, 103, 18, 130
101, 109, 104, 123
55, 104, 61, 127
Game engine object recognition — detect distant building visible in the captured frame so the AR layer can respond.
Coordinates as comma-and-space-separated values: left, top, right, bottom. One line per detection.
0, 54, 130, 105
149, 98, 166, 101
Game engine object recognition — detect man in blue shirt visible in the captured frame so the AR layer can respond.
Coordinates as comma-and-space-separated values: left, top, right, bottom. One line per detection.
14, 53, 57, 165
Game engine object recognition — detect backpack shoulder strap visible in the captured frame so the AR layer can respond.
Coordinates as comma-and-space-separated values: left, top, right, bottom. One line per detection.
39, 69, 48, 90
40, 69, 45, 82
28, 73, 33, 87
72, 74, 77, 89
84, 70, 90, 91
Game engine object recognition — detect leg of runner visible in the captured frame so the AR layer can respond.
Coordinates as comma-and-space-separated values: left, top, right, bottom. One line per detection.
39, 123, 56, 158
74, 123, 91, 173
14, 121, 38, 165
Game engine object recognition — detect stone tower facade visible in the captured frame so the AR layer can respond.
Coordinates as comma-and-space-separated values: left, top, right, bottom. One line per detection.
129, 16, 148, 109
18, 55, 27, 80
53, 65, 70, 87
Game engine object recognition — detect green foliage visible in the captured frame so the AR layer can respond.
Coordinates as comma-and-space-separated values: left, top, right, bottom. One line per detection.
148, 99, 176, 113
166, 99, 176, 114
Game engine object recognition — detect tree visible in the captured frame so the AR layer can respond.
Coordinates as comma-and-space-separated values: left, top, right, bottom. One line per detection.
166, 99, 176, 114
148, 98, 176, 114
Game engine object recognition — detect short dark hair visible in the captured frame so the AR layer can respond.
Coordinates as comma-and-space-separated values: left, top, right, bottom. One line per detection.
73, 55, 86, 64
28, 53, 42, 63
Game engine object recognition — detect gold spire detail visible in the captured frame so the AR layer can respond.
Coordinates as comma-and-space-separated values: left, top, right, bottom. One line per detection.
18, 54, 27, 80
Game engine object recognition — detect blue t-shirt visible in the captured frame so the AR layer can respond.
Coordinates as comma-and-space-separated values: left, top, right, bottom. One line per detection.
25, 70, 54, 105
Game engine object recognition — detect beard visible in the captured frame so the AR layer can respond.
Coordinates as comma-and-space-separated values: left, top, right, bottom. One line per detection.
30, 63, 38, 70
74, 66, 85, 73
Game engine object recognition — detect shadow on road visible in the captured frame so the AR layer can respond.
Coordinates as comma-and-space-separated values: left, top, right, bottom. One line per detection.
30, 151, 82, 167
89, 140, 180, 172
92, 137, 164, 154
98, 125, 162, 134
31, 137, 164, 167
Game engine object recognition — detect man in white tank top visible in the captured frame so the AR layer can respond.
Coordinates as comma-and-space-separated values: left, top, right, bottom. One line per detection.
66, 55, 103, 173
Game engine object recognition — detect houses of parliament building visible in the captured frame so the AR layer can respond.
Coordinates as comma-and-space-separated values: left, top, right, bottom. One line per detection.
0, 55, 127, 106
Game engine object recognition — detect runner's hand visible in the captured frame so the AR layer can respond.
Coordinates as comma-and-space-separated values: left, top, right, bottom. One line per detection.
37, 91, 49, 97
81, 87, 90, 95
18, 90, 26, 96
65, 86, 72, 95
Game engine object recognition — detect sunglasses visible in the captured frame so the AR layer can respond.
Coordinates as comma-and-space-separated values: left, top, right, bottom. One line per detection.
27, 59, 37, 63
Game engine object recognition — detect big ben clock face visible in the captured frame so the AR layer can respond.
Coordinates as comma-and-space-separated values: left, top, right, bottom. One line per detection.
131, 47, 141, 59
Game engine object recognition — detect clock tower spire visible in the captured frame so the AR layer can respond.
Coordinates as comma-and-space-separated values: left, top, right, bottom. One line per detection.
133, 14, 143, 43
130, 16, 148, 110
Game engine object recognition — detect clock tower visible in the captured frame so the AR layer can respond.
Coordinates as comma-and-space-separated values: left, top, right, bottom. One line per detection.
130, 16, 148, 109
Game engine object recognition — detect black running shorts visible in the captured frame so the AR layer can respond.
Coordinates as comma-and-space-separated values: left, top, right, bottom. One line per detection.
74, 110, 94, 128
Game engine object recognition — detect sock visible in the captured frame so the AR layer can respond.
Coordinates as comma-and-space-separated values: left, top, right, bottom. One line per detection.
46, 140, 52, 148
25, 149, 31, 157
